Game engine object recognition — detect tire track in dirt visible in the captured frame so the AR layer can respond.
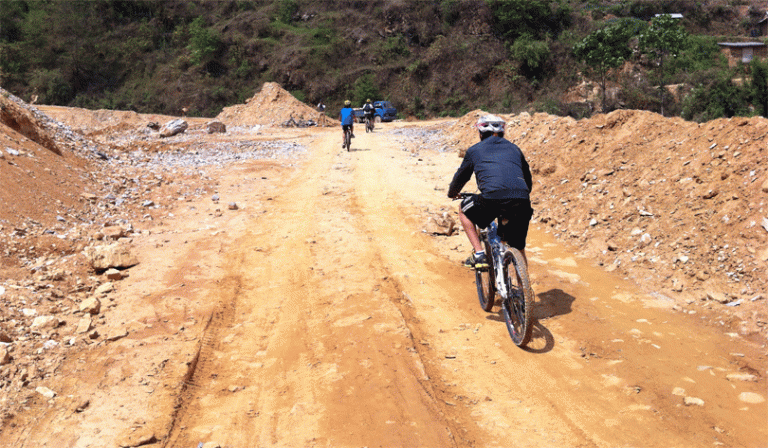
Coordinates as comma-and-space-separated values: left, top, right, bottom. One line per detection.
165, 131, 460, 447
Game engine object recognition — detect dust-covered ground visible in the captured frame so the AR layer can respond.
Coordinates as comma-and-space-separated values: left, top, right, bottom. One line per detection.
0, 84, 765, 447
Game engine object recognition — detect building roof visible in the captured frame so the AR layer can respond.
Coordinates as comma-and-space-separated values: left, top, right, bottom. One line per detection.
718, 42, 767, 47
655, 13, 683, 19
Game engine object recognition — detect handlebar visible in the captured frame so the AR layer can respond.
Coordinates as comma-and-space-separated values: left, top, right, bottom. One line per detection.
452, 192, 475, 201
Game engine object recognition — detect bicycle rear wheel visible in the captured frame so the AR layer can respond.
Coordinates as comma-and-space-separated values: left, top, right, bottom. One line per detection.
474, 238, 495, 312
501, 248, 534, 346
345, 130, 351, 151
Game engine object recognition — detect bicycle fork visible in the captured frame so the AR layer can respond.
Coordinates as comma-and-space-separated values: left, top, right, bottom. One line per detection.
487, 223, 509, 300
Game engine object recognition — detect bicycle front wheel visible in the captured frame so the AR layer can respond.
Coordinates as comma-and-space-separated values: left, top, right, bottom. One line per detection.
501, 248, 534, 346
475, 238, 495, 312
345, 131, 351, 151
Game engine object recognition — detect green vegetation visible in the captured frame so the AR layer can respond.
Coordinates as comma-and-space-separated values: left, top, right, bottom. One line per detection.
574, 18, 645, 112
0, 0, 765, 121
638, 14, 689, 115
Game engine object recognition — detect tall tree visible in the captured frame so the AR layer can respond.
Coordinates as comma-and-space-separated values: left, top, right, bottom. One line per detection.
574, 18, 644, 112
638, 14, 688, 116
750, 58, 768, 116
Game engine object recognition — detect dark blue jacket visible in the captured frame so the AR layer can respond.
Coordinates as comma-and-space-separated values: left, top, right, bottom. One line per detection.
448, 136, 532, 200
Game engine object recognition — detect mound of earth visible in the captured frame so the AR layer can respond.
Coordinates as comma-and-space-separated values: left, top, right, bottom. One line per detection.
446, 108, 768, 338
36, 105, 181, 137
0, 90, 93, 227
216, 82, 336, 127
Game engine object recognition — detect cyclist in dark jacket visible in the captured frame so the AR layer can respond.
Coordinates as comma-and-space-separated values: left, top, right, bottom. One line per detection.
362, 99, 375, 123
448, 114, 533, 269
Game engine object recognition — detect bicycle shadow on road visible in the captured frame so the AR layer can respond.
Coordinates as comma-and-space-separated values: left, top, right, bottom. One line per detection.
525, 288, 576, 353
485, 288, 575, 353
346, 147, 372, 152
535, 288, 575, 320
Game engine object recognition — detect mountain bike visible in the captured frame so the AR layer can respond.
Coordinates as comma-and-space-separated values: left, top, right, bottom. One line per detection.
457, 193, 534, 347
365, 115, 374, 132
343, 126, 352, 151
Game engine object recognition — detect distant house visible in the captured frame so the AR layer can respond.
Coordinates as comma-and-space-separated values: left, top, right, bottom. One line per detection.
758, 15, 768, 36
654, 13, 683, 19
718, 42, 768, 67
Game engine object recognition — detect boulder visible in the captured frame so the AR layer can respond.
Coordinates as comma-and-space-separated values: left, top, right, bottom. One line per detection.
0, 346, 10, 365
102, 225, 126, 240
206, 121, 226, 134
79, 297, 101, 315
87, 243, 138, 271
76, 315, 92, 334
30, 315, 60, 330
105, 268, 124, 280
159, 119, 188, 138
424, 212, 456, 236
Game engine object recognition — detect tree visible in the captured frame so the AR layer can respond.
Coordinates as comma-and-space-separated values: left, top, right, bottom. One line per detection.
573, 18, 645, 112
510, 34, 550, 80
750, 58, 768, 117
638, 14, 688, 116
486, 0, 550, 40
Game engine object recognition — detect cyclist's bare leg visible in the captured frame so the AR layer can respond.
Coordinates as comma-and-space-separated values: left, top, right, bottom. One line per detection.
458, 207, 483, 253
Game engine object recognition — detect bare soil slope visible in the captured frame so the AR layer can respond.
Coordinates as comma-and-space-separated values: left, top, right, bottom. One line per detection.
0, 86, 765, 448
216, 82, 337, 127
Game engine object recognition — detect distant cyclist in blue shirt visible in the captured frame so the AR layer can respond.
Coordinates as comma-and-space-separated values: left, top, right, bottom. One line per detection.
339, 99, 355, 147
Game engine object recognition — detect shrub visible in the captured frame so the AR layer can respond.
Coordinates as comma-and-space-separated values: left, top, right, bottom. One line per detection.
29, 68, 72, 104
275, 0, 298, 24
353, 73, 379, 105
749, 58, 768, 116
188, 17, 222, 65
510, 35, 550, 79
681, 70, 750, 121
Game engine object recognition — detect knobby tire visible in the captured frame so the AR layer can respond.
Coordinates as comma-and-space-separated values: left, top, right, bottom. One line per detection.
344, 130, 351, 151
501, 248, 534, 346
475, 237, 495, 312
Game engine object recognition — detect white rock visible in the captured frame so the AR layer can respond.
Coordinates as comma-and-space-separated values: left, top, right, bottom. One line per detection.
79, 297, 101, 315
684, 396, 704, 406
94, 282, 114, 295
706, 291, 730, 304
87, 243, 138, 271
76, 316, 92, 334
31, 315, 59, 330
35, 386, 56, 399
738, 392, 765, 404
726, 373, 756, 382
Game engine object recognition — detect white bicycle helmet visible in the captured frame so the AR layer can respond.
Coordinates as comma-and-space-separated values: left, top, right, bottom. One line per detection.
476, 114, 506, 133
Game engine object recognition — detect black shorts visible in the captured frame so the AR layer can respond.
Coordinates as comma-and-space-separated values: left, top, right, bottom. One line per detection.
461, 194, 533, 250
342, 124, 353, 131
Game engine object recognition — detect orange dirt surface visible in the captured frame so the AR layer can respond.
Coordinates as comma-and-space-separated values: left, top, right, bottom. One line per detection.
0, 85, 765, 448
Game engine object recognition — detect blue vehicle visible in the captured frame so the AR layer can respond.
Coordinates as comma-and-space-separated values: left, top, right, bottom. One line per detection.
353, 101, 398, 123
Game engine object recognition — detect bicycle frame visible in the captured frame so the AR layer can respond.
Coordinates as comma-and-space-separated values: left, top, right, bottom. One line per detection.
481, 222, 509, 299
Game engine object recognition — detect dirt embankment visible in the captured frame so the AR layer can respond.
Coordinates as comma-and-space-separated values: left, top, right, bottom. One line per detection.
216, 82, 337, 127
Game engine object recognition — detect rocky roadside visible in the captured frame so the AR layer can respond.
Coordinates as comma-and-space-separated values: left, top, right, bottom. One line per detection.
0, 97, 308, 428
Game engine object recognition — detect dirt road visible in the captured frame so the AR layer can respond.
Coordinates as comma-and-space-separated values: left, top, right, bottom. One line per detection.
3, 124, 766, 447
